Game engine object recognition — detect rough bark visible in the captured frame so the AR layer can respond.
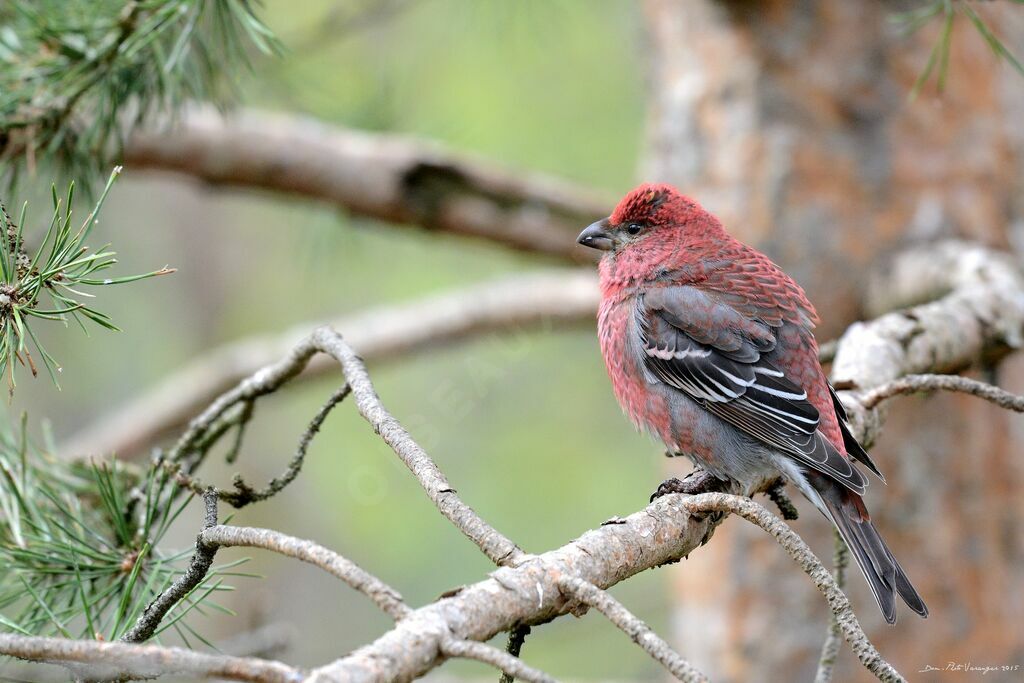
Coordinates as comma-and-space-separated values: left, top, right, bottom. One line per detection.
641, 2, 1024, 680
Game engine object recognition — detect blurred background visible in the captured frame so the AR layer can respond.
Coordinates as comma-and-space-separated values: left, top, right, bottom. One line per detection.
3, 1, 1024, 681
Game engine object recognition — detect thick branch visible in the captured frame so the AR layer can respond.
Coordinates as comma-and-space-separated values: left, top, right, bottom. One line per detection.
831, 240, 1024, 448
307, 493, 720, 683
63, 269, 598, 460
0, 634, 303, 683
124, 106, 609, 260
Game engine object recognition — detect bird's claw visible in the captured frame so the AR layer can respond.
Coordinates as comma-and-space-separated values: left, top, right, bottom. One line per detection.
649, 469, 727, 503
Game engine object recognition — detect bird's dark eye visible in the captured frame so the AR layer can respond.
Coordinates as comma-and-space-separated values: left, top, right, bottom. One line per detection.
626, 222, 643, 235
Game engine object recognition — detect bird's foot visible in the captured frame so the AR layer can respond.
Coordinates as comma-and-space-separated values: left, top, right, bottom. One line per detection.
650, 469, 730, 548
649, 468, 728, 503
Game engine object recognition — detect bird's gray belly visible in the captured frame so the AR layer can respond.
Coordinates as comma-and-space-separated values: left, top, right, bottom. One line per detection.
659, 383, 784, 495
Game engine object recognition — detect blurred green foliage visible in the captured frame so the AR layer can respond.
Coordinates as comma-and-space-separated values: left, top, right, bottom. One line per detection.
3, 1, 687, 680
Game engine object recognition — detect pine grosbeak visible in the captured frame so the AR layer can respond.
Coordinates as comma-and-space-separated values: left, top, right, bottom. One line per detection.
577, 183, 927, 624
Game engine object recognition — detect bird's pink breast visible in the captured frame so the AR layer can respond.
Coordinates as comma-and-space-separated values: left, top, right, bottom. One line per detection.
597, 297, 674, 446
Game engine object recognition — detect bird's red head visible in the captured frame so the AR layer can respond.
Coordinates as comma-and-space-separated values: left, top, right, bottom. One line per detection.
577, 183, 724, 257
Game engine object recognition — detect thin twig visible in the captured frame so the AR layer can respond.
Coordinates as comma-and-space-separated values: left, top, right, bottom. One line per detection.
861, 373, 1024, 411
557, 576, 708, 683
311, 326, 526, 567
163, 325, 523, 567
440, 639, 557, 683
815, 528, 851, 683
0, 633, 303, 683
682, 493, 905, 683
121, 489, 220, 644
175, 384, 352, 507
499, 624, 531, 683
200, 524, 410, 620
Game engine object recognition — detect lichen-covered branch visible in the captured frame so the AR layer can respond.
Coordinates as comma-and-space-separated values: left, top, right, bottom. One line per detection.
831, 240, 1024, 449
311, 326, 526, 567
308, 492, 720, 682
145, 325, 526, 570
62, 269, 599, 460
124, 106, 610, 260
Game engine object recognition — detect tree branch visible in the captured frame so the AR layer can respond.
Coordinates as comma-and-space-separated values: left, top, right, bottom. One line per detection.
557, 576, 708, 682
830, 240, 1024, 449
123, 106, 610, 261
122, 489, 221, 644
0, 633, 303, 683
171, 384, 353, 507
311, 327, 526, 567
439, 639, 556, 683
200, 524, 410, 621
307, 492, 721, 683
815, 529, 851, 683
62, 269, 599, 460
860, 373, 1024, 412
682, 495, 902, 683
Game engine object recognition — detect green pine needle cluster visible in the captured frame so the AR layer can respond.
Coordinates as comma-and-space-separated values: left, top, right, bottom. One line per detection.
0, 0, 280, 185
893, 0, 1024, 97
0, 167, 173, 391
0, 416, 250, 644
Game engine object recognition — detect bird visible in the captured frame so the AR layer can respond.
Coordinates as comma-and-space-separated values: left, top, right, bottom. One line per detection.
576, 182, 928, 624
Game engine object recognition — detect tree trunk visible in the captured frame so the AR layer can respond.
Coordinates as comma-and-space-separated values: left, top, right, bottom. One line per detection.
641, 1, 1024, 679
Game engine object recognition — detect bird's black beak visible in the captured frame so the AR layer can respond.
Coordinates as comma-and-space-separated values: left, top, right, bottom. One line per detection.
577, 218, 614, 251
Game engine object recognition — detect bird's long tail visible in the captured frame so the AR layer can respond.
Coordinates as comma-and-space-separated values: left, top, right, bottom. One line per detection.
806, 472, 928, 624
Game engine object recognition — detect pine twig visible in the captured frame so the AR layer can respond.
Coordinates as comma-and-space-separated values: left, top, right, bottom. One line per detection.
121, 489, 220, 644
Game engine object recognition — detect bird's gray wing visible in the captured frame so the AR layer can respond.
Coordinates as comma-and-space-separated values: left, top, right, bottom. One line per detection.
637, 286, 867, 494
